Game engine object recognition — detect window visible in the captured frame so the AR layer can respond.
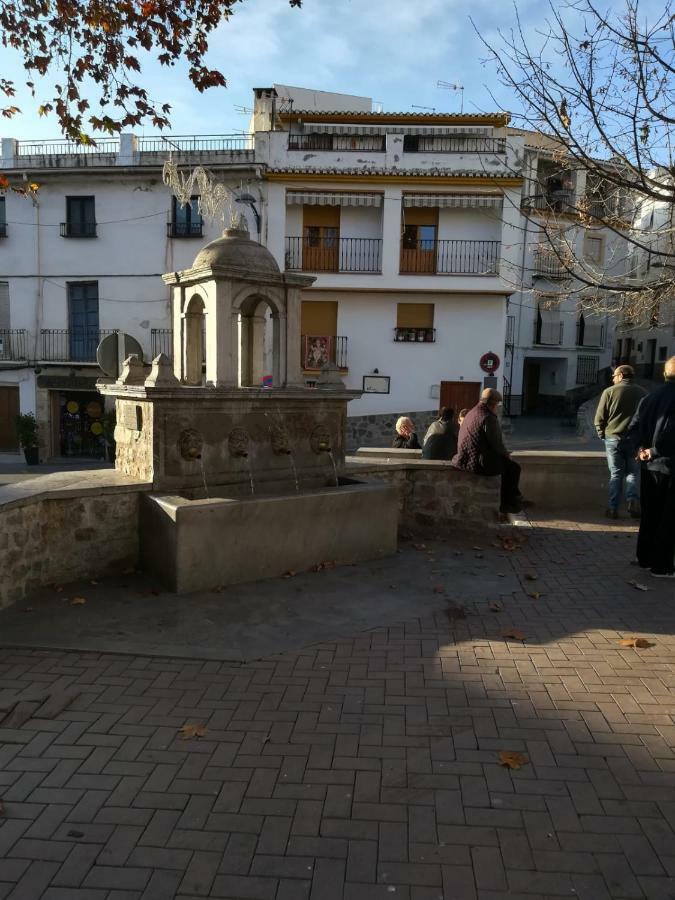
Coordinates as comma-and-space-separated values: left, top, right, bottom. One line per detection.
659, 346, 668, 362
395, 303, 435, 342
577, 355, 600, 385
577, 312, 604, 347
0, 282, 9, 330
536, 306, 562, 345
170, 196, 203, 238
0, 197, 6, 238
62, 196, 96, 238
400, 208, 438, 273
67, 282, 99, 360
583, 234, 603, 263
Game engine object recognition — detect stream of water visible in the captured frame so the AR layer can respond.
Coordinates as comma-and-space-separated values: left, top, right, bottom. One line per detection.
199, 457, 210, 499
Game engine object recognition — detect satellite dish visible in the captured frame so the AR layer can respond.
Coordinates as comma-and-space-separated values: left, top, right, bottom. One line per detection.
97, 332, 144, 378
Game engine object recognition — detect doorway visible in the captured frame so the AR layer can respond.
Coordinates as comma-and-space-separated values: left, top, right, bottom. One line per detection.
57, 391, 105, 459
0, 385, 19, 451
645, 339, 657, 379
439, 381, 481, 415
523, 361, 541, 413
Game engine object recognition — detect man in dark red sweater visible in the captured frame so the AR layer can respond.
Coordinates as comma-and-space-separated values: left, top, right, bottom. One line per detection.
452, 388, 524, 514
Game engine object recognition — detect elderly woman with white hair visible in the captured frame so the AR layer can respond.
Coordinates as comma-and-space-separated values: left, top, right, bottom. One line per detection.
392, 416, 421, 450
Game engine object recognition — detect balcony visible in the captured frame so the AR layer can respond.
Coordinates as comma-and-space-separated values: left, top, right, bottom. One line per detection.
533, 321, 564, 346
151, 328, 173, 359
167, 221, 203, 238
301, 335, 348, 370
288, 134, 385, 152
403, 135, 506, 153
40, 328, 117, 362
0, 329, 28, 361
522, 191, 575, 214
60, 222, 97, 238
533, 249, 572, 280
399, 239, 500, 275
394, 327, 436, 343
285, 237, 382, 274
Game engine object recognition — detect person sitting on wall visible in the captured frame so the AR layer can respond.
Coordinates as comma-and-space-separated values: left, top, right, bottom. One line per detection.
392, 416, 421, 450
452, 389, 527, 515
423, 407, 458, 460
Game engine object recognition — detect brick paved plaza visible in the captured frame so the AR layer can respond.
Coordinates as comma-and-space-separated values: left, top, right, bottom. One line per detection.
1, 516, 675, 899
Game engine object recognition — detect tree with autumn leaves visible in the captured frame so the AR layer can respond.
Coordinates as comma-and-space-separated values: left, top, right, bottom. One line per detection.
0, 0, 301, 141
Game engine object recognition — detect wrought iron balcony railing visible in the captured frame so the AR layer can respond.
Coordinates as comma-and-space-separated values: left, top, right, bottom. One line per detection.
0, 223, 7, 238
60, 221, 97, 238
301, 335, 348, 370
394, 327, 436, 343
285, 237, 382, 273
167, 221, 203, 238
400, 239, 500, 274
533, 249, 573, 279
151, 328, 173, 359
288, 134, 386, 152
522, 191, 575, 213
0, 329, 28, 361
40, 328, 117, 362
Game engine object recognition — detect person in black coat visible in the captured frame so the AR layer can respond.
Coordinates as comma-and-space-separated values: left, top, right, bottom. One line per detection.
392, 416, 421, 449
422, 407, 459, 460
625, 356, 675, 578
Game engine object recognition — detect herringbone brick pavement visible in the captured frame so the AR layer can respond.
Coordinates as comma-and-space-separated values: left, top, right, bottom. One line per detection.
1, 517, 675, 899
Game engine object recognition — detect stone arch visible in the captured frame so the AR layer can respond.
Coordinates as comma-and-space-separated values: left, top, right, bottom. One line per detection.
183, 293, 206, 385
234, 289, 285, 388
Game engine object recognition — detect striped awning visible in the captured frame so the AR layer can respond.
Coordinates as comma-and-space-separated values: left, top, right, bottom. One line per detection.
403, 193, 503, 209
297, 124, 493, 136
286, 190, 383, 207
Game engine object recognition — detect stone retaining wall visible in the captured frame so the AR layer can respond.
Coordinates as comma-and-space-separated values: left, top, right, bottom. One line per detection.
345, 409, 437, 450
0, 472, 149, 611
345, 458, 500, 535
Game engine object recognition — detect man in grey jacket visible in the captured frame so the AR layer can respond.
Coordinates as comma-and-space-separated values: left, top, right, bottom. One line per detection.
594, 365, 647, 518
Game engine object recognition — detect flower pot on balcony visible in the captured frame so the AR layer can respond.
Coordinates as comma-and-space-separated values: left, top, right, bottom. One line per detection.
416, 331, 425, 342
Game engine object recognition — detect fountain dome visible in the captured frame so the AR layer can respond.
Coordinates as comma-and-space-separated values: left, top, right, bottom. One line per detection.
192, 226, 280, 274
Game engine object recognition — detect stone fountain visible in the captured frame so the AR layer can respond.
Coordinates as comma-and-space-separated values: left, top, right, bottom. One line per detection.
98, 225, 397, 592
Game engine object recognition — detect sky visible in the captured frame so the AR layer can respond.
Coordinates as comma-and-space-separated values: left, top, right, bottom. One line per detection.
0, 0, 660, 141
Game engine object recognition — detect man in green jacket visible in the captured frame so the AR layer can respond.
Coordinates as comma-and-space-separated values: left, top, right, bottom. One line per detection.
594, 365, 647, 518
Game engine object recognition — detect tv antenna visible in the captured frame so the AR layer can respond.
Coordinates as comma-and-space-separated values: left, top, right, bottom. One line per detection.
234, 105, 253, 115
437, 80, 464, 113
411, 105, 436, 112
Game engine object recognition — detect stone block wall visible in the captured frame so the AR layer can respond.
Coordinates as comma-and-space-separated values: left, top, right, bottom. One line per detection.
0, 491, 140, 610
346, 409, 437, 450
346, 460, 500, 535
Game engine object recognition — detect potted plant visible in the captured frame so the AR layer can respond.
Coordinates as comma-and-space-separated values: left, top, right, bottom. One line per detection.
101, 410, 116, 464
15, 412, 40, 465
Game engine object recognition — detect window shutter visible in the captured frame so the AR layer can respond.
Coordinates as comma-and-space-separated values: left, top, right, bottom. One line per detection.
539, 307, 561, 344
0, 282, 9, 330
397, 303, 434, 328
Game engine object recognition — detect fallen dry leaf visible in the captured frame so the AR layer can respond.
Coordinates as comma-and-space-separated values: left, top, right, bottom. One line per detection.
627, 580, 649, 592
488, 602, 503, 612
502, 628, 526, 642
524, 573, 538, 581
619, 637, 655, 649
178, 723, 208, 740
498, 750, 529, 769
70, 597, 87, 606
528, 592, 542, 600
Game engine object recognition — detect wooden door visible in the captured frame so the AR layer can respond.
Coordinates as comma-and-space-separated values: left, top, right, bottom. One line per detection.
400, 208, 438, 273
439, 381, 481, 416
0, 385, 19, 451
302, 206, 340, 272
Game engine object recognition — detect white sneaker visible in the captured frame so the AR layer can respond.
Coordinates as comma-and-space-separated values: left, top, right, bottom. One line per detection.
649, 571, 675, 579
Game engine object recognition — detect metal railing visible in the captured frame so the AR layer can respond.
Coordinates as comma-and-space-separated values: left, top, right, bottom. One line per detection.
167, 221, 203, 238
577, 355, 600, 385
137, 134, 253, 153
505, 315, 515, 346
400, 239, 500, 274
0, 329, 28, 361
394, 327, 436, 343
288, 134, 386, 152
40, 328, 117, 362
17, 138, 120, 157
403, 136, 506, 153
285, 237, 382, 273
502, 374, 512, 415
576, 321, 606, 348
301, 335, 348, 370
533, 320, 564, 346
523, 190, 575, 213
151, 328, 173, 359
533, 248, 573, 279
60, 221, 97, 238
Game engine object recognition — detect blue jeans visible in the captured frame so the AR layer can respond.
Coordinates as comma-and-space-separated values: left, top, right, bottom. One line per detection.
604, 436, 640, 509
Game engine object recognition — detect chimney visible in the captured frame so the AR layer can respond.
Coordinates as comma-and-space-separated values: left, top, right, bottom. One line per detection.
252, 87, 279, 133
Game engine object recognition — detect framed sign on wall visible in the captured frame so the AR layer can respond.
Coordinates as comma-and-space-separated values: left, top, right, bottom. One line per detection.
363, 375, 391, 394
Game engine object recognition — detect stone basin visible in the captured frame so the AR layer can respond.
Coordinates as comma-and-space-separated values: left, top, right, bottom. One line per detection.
140, 480, 398, 594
